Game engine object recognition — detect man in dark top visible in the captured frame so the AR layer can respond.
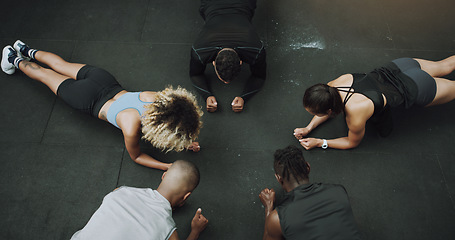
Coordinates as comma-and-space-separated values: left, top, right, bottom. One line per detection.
259, 145, 360, 240
190, 0, 266, 113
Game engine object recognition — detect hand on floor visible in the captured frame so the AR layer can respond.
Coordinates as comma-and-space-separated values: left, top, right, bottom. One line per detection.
294, 127, 310, 139
206, 96, 217, 112
299, 138, 320, 150
191, 208, 208, 234
259, 188, 276, 213
231, 96, 244, 112
188, 142, 201, 152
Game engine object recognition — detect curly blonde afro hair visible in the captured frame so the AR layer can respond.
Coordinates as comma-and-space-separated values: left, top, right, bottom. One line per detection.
141, 86, 203, 152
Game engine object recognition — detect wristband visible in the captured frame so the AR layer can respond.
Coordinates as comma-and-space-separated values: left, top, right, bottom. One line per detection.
321, 139, 328, 149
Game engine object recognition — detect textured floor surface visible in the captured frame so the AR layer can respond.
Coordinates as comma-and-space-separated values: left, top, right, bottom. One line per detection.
1, 0, 454, 239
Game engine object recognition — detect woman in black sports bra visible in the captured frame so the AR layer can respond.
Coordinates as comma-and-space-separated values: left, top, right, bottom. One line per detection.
294, 55, 455, 150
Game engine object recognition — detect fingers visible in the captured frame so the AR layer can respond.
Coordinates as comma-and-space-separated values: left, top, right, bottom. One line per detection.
232, 105, 243, 112
188, 142, 201, 152
259, 188, 276, 210
299, 139, 311, 150
191, 208, 209, 232
293, 128, 308, 139
231, 97, 244, 112
193, 145, 201, 152
259, 188, 275, 197
207, 96, 217, 104
293, 128, 302, 138
195, 208, 202, 217
165, 163, 172, 171
196, 208, 208, 224
293, 132, 302, 139
207, 105, 217, 112
206, 96, 217, 112
193, 208, 207, 222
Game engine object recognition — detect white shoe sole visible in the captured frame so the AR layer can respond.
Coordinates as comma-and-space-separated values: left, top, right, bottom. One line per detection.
13, 40, 31, 61
1, 46, 16, 75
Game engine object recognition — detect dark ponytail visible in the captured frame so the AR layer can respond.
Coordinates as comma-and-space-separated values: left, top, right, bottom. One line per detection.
303, 83, 343, 116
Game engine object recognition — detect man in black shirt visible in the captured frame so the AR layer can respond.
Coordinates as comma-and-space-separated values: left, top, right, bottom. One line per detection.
259, 146, 360, 240
190, 0, 266, 113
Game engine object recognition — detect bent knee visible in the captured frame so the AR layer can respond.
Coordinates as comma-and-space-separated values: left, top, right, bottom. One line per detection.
438, 60, 455, 76
50, 59, 69, 69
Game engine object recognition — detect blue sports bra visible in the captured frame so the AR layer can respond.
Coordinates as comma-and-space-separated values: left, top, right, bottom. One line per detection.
106, 92, 154, 129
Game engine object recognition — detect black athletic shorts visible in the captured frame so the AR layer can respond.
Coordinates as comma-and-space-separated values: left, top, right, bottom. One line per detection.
56, 65, 124, 117
392, 58, 436, 106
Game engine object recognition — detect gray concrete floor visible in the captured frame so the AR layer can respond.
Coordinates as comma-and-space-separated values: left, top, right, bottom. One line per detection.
1, 0, 454, 239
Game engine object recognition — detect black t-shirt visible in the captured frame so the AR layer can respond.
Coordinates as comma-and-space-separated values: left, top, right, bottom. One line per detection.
190, 0, 266, 100
276, 183, 361, 240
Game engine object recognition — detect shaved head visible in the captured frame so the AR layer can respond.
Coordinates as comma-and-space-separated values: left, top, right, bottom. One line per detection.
162, 160, 200, 193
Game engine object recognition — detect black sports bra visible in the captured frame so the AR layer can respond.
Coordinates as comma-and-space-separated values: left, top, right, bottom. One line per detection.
336, 73, 385, 117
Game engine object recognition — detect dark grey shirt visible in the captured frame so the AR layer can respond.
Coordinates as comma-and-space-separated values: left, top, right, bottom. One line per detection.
276, 183, 361, 240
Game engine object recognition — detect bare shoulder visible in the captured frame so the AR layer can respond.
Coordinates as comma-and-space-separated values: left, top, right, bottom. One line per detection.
328, 74, 353, 87
140, 91, 157, 102
345, 97, 373, 130
118, 109, 142, 137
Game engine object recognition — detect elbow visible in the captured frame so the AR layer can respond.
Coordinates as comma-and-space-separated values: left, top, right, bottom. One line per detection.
129, 153, 141, 164
345, 140, 361, 150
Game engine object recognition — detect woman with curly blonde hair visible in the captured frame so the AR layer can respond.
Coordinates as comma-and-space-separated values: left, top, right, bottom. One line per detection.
2, 41, 203, 170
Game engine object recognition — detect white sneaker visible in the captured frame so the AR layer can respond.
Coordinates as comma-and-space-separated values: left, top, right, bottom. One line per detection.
13, 40, 31, 60
1, 45, 16, 75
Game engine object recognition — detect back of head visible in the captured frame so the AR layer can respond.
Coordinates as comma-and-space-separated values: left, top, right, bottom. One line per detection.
163, 160, 200, 193
274, 145, 309, 184
303, 83, 343, 116
141, 86, 203, 152
215, 50, 241, 82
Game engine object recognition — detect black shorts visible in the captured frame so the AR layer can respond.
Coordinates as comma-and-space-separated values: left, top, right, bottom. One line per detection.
56, 65, 124, 117
392, 58, 436, 106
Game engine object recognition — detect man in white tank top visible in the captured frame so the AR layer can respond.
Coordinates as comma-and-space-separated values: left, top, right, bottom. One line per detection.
71, 160, 208, 240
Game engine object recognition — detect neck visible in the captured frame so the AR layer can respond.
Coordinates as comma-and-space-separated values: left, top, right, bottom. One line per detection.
283, 178, 310, 192
157, 186, 180, 208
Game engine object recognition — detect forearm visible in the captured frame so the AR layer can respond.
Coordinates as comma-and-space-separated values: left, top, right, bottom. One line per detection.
190, 52, 213, 100
262, 206, 273, 240
186, 230, 201, 240
240, 75, 265, 102
132, 153, 170, 170
190, 75, 213, 100
323, 137, 360, 150
306, 115, 330, 131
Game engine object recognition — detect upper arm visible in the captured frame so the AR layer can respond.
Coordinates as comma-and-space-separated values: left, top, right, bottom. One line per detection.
249, 49, 266, 79
120, 116, 142, 160
168, 230, 179, 240
264, 210, 284, 240
190, 49, 207, 76
346, 124, 365, 148
345, 106, 370, 148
